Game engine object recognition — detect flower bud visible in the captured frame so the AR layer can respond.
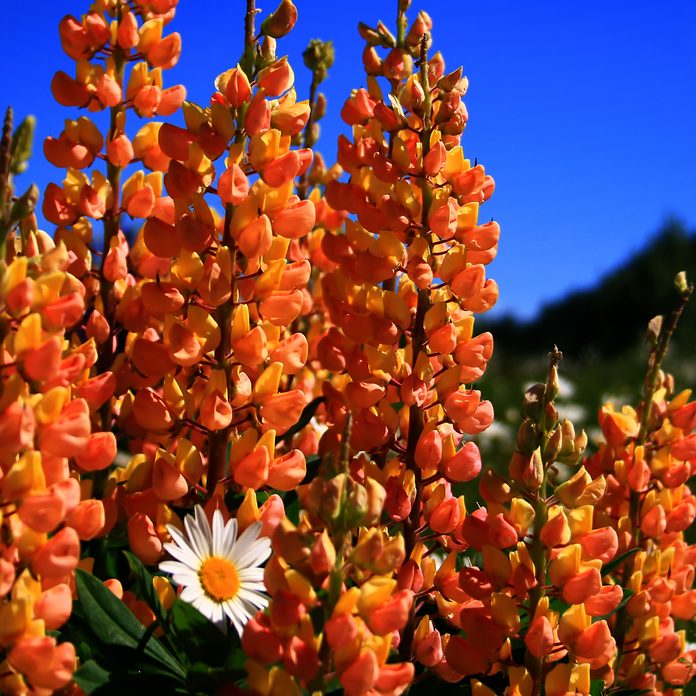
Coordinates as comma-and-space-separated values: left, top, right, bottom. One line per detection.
127, 513, 162, 564
674, 270, 689, 294
555, 467, 592, 509
543, 402, 559, 431
364, 477, 386, 526
11, 184, 39, 220
646, 314, 663, 345
546, 364, 560, 401
543, 424, 563, 462
259, 36, 276, 62
522, 384, 545, 420
345, 478, 368, 528
363, 46, 382, 76
357, 22, 383, 46
260, 0, 298, 39
516, 420, 539, 455
314, 92, 327, 120
304, 39, 334, 82
319, 473, 347, 523
522, 447, 544, 491
438, 66, 464, 93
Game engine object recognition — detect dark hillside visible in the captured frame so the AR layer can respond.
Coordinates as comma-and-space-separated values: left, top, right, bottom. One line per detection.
484, 220, 696, 360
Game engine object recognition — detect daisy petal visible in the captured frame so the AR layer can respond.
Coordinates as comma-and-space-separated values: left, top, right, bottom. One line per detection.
221, 518, 239, 558
185, 513, 210, 560
227, 597, 252, 625
194, 505, 213, 547
232, 537, 272, 569
232, 521, 262, 554
163, 540, 199, 568
212, 509, 225, 557
238, 587, 269, 610
165, 526, 201, 565
238, 567, 265, 582
158, 560, 195, 577
181, 584, 204, 604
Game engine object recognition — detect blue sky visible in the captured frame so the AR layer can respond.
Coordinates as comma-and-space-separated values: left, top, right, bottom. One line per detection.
2, 0, 695, 318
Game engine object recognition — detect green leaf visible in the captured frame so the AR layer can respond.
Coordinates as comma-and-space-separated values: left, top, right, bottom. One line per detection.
601, 547, 639, 577
168, 598, 232, 668
548, 596, 570, 616
275, 396, 325, 444
73, 660, 111, 694
75, 569, 185, 681
285, 493, 300, 525
123, 550, 166, 623
89, 535, 129, 580
185, 662, 246, 693
303, 454, 320, 483
590, 679, 605, 696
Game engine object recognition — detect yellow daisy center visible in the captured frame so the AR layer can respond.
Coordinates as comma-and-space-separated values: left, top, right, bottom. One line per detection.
199, 556, 240, 601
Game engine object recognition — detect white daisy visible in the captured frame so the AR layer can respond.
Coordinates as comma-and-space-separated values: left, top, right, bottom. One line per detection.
159, 505, 271, 636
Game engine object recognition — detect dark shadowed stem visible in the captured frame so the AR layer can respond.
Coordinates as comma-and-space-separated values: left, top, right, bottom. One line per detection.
613, 279, 693, 676
296, 74, 318, 200
92, 36, 126, 499
96, 42, 126, 407
206, 206, 237, 497
207, 0, 257, 497
399, 34, 433, 661
0, 107, 12, 256
526, 348, 562, 695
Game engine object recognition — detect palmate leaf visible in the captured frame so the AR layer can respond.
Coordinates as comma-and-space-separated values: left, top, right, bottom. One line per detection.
74, 569, 186, 682
168, 598, 232, 668
73, 660, 111, 693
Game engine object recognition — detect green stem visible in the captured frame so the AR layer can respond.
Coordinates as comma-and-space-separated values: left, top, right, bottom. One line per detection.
396, 0, 407, 48
240, 0, 257, 79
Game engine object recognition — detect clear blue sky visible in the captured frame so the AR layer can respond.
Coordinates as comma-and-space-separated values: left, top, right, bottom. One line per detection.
2, 0, 696, 318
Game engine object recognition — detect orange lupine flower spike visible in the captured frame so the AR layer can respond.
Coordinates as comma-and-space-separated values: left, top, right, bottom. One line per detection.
44, 1, 186, 398
582, 280, 695, 693
0, 108, 121, 688
310, 2, 501, 675
119, 0, 322, 516
459, 350, 633, 691
2, 4, 186, 689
